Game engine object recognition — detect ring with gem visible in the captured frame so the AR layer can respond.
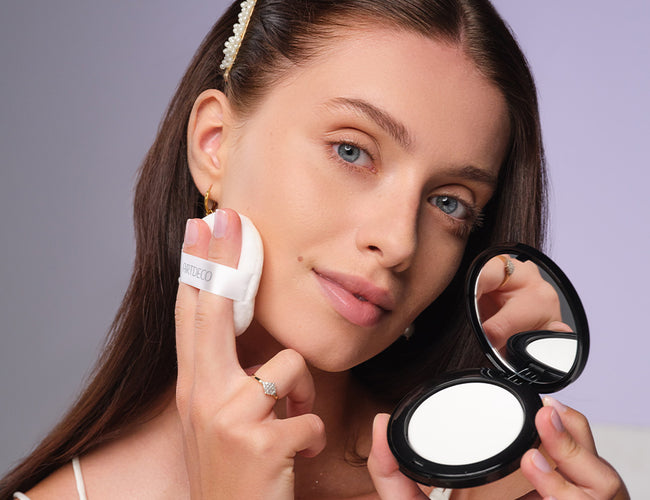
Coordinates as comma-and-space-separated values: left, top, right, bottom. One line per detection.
252, 375, 279, 400
497, 255, 515, 288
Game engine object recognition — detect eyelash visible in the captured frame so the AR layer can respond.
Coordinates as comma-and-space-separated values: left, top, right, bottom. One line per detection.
430, 195, 484, 239
327, 139, 377, 174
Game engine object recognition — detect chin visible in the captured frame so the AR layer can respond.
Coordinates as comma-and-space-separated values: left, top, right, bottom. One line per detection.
303, 352, 363, 373
252, 299, 403, 372
277, 327, 396, 373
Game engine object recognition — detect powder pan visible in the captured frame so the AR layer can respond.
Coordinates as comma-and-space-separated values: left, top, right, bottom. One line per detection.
387, 243, 589, 488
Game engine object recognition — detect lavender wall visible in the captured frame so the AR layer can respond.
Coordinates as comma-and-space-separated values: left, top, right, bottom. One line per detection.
490, 0, 650, 423
2, 0, 648, 478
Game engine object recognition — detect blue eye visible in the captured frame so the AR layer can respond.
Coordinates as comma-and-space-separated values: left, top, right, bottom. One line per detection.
333, 142, 374, 170
337, 143, 361, 163
431, 195, 470, 219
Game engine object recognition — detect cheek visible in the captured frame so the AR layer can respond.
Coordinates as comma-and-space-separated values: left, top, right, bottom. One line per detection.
224, 134, 325, 220
410, 235, 467, 314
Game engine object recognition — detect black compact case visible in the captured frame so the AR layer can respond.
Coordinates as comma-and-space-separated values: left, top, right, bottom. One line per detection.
387, 244, 589, 489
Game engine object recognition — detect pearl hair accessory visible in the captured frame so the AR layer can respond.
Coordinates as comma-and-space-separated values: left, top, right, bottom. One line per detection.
220, 0, 258, 81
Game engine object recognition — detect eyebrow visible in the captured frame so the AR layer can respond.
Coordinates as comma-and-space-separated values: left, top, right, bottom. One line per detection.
322, 97, 500, 187
449, 165, 499, 187
322, 97, 414, 151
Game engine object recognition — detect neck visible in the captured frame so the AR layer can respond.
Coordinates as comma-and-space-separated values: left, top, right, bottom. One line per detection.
236, 320, 384, 498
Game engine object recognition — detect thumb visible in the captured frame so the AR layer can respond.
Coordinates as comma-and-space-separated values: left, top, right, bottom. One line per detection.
368, 413, 429, 500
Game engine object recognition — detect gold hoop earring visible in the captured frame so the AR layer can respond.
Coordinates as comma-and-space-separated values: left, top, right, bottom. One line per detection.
204, 185, 218, 215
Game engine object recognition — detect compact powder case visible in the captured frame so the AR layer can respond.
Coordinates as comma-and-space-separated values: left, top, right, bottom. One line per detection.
387, 244, 589, 488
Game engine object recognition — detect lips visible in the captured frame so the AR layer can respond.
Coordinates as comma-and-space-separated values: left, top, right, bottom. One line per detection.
313, 269, 394, 327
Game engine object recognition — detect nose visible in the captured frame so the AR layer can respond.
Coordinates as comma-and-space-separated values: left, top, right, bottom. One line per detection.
355, 192, 419, 273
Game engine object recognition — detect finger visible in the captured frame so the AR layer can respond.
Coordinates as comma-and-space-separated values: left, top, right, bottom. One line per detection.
536, 405, 602, 485
193, 208, 244, 381
542, 397, 596, 453
266, 413, 327, 458
368, 413, 429, 500
481, 291, 561, 349
225, 350, 316, 422
520, 447, 619, 500
546, 321, 574, 334
522, 405, 622, 498
521, 448, 584, 500
175, 219, 212, 397
175, 219, 212, 474
481, 296, 545, 349
477, 256, 542, 298
252, 349, 316, 418
243, 364, 263, 376
477, 255, 515, 296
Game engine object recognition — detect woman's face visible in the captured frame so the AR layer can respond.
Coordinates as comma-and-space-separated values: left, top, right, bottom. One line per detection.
217, 28, 510, 371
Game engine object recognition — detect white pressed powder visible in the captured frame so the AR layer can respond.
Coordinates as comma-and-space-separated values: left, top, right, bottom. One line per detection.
407, 382, 524, 465
526, 337, 577, 372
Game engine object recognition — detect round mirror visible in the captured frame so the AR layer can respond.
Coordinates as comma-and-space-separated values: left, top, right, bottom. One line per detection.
388, 243, 590, 488
466, 244, 589, 392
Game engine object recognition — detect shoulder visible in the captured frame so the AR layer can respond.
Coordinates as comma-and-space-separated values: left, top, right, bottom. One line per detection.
18, 462, 78, 500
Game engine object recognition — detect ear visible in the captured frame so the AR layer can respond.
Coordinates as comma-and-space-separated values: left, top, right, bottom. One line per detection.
187, 89, 234, 204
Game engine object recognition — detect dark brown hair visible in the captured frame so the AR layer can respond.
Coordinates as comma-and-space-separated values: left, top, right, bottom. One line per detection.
1, 0, 546, 495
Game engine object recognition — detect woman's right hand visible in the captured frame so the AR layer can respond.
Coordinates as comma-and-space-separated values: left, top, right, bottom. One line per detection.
476, 255, 572, 351
174, 209, 327, 499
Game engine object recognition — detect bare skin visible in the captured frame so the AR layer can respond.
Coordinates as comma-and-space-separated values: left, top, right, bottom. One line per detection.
21, 27, 628, 500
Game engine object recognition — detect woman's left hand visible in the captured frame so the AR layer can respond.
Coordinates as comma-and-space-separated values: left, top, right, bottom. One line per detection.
367, 399, 630, 499
368, 413, 431, 499
519, 397, 630, 500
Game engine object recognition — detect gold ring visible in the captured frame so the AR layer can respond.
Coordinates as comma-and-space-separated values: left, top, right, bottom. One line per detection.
252, 375, 279, 400
497, 255, 515, 288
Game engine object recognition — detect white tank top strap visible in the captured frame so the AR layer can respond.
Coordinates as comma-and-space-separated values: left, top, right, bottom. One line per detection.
72, 456, 88, 500
14, 457, 87, 500
429, 487, 452, 499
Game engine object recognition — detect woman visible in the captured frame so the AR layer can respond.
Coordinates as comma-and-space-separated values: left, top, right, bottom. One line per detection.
2, 0, 628, 498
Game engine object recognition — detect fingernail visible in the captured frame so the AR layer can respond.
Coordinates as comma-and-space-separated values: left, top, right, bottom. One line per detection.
184, 219, 198, 246
542, 396, 567, 413
550, 408, 565, 432
531, 449, 552, 473
213, 209, 228, 238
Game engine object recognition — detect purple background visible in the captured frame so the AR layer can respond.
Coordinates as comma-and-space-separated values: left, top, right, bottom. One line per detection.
2, 0, 649, 477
